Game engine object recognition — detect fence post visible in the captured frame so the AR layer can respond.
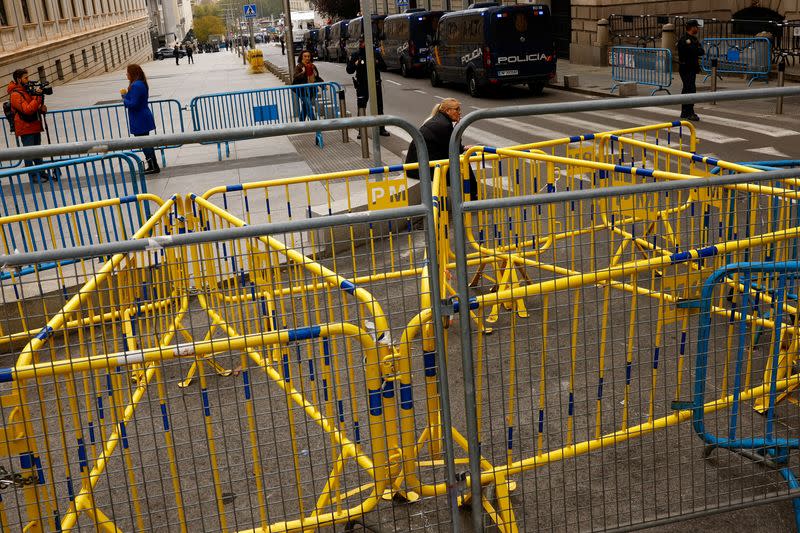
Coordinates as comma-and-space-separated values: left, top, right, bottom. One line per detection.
597, 19, 610, 66
776, 58, 786, 114
339, 90, 350, 143
711, 58, 718, 104
357, 107, 369, 158
661, 23, 675, 52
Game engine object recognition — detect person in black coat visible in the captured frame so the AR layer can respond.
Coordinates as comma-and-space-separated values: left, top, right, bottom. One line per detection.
346, 37, 389, 136
677, 19, 704, 121
405, 98, 477, 200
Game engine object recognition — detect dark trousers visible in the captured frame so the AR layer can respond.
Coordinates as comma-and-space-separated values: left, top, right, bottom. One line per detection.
356, 80, 383, 114
175, 54, 180, 65
135, 132, 158, 169
680, 69, 697, 117
187, 53, 193, 64
20, 133, 47, 183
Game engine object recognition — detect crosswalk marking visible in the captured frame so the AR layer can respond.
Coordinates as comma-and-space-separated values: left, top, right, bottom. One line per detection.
637, 106, 798, 138
387, 124, 517, 152
746, 146, 790, 158
581, 110, 745, 145
386, 126, 412, 142
488, 117, 572, 142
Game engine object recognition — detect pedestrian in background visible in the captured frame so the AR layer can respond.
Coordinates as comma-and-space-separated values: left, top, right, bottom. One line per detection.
292, 50, 323, 121
121, 64, 160, 175
7, 68, 51, 184
346, 37, 389, 137
280, 35, 285, 55
678, 19, 704, 122
174, 44, 181, 65
404, 97, 477, 199
186, 44, 194, 64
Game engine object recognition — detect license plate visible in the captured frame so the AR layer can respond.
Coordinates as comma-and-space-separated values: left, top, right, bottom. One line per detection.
498, 69, 518, 77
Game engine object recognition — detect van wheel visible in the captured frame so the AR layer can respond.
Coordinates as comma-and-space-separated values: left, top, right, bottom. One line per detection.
400, 59, 410, 78
528, 82, 545, 96
467, 71, 482, 97
430, 67, 442, 87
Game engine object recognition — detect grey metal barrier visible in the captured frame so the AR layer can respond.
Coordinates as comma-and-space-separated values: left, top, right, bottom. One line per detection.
0, 114, 461, 533
702, 37, 772, 86
610, 46, 672, 95
189, 82, 344, 160
447, 86, 800, 532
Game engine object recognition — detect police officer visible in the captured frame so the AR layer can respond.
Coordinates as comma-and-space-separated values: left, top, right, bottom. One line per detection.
677, 19, 704, 122
346, 37, 390, 137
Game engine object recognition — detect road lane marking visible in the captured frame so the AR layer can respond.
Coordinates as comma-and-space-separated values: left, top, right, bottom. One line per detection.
433, 95, 446, 100
385, 79, 402, 86
637, 106, 797, 138
746, 146, 790, 158
413, 89, 427, 94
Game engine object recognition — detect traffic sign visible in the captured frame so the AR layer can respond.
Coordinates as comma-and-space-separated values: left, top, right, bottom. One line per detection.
243, 3, 257, 19
396, 0, 408, 7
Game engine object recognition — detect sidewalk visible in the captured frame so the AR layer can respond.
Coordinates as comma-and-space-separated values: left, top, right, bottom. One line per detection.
43, 47, 401, 204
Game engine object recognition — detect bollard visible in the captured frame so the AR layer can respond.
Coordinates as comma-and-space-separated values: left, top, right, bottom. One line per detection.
357, 107, 369, 158
339, 90, 350, 143
777, 59, 786, 114
661, 23, 675, 52
597, 18, 610, 67
711, 58, 718, 105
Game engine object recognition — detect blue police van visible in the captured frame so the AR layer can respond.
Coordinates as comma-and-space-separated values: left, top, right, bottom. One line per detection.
382, 9, 445, 77
326, 20, 350, 62
429, 2, 556, 96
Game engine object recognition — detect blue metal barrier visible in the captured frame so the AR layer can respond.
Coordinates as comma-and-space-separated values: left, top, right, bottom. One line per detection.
0, 99, 185, 169
702, 37, 771, 86
610, 46, 672, 95
0, 152, 147, 217
692, 262, 800, 530
189, 82, 343, 159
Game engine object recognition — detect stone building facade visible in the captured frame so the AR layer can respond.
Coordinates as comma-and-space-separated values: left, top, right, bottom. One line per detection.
0, 0, 152, 91
571, 0, 798, 64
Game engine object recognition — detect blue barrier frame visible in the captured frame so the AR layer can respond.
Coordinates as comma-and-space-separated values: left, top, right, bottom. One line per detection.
692, 262, 800, 530
189, 82, 343, 160
610, 46, 673, 95
1, 99, 185, 169
702, 38, 772, 87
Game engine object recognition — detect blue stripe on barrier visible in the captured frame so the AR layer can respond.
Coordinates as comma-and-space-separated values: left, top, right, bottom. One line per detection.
287, 325, 322, 342
368, 389, 382, 416
242, 370, 251, 400
77, 439, 88, 470
400, 383, 413, 410
0, 368, 12, 383
423, 351, 437, 377
161, 403, 170, 431
340, 280, 356, 294
383, 380, 395, 398
201, 389, 211, 417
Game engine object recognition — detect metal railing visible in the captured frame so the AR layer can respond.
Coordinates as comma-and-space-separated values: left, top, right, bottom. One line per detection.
702, 37, 772, 85
610, 46, 673, 95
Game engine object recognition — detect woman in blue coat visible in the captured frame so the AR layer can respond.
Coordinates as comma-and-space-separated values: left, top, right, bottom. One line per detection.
121, 64, 159, 174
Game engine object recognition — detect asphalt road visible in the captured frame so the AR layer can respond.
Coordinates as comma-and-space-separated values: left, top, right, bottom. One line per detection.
262, 43, 800, 165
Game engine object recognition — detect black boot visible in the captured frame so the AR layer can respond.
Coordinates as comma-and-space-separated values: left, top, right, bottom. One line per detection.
144, 159, 161, 175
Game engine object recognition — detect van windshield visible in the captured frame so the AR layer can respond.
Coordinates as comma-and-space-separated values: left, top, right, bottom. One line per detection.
412, 15, 440, 45
489, 9, 551, 50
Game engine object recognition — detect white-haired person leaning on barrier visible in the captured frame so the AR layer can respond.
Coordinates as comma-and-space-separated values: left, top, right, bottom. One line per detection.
405, 97, 477, 200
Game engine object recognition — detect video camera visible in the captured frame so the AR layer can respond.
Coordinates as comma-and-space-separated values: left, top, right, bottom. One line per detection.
25, 80, 53, 96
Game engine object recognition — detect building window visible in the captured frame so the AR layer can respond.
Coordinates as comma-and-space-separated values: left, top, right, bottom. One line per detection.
70, 53, 77, 73
82, 48, 88, 67
92, 44, 97, 61
37, 65, 46, 80
20, 0, 32, 23
41, 0, 52, 20
0, 0, 7, 26
70, 0, 76, 16
55, 0, 63, 18
55, 59, 63, 79
101, 41, 108, 70
80, 0, 85, 14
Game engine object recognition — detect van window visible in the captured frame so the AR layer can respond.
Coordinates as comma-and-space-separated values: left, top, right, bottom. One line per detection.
412, 14, 438, 44
489, 9, 551, 48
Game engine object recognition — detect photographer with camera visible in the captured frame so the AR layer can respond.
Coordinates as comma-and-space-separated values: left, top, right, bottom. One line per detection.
6, 69, 53, 184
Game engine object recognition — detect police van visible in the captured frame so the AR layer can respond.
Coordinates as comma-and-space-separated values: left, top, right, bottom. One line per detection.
345, 15, 387, 57
318, 25, 331, 60
303, 29, 320, 58
326, 20, 350, 62
429, 2, 556, 96
383, 9, 445, 77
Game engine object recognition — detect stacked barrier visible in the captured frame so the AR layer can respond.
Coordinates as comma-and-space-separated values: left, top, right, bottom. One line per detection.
2, 111, 800, 531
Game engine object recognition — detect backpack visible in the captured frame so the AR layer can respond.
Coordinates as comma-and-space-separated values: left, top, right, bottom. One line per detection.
2, 100, 14, 133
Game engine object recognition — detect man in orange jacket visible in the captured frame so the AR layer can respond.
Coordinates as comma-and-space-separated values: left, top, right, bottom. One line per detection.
7, 69, 50, 183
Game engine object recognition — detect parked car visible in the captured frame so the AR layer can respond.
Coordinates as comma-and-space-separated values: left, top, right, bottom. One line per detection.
155, 46, 187, 60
